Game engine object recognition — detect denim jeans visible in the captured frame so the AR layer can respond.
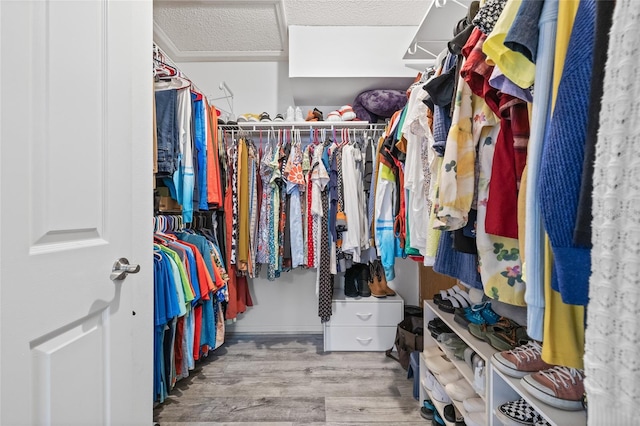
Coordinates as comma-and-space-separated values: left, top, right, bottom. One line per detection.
155, 89, 179, 176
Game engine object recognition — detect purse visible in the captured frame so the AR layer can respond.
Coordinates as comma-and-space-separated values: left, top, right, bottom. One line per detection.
385, 315, 424, 370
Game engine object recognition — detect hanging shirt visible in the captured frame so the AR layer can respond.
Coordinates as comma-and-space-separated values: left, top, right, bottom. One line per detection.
435, 77, 477, 232
342, 144, 369, 263
257, 142, 273, 265
285, 142, 305, 268
192, 95, 208, 211
206, 104, 223, 207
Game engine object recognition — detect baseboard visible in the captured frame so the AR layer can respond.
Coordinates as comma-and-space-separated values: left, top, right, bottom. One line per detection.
225, 324, 323, 335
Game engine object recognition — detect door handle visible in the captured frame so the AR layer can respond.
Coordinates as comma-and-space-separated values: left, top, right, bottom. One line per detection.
110, 258, 140, 281
356, 337, 373, 344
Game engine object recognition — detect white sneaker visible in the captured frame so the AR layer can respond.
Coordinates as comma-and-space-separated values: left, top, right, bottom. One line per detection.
438, 368, 462, 385
445, 378, 476, 401
463, 397, 485, 413
423, 346, 444, 357
294, 106, 304, 122
465, 411, 487, 426
430, 378, 452, 404
285, 106, 294, 122
424, 355, 454, 375
423, 369, 437, 391
326, 110, 342, 121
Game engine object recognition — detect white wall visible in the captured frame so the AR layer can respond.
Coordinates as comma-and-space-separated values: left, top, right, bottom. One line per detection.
289, 26, 417, 78
177, 60, 360, 121
226, 258, 419, 334
175, 59, 420, 334
176, 61, 284, 121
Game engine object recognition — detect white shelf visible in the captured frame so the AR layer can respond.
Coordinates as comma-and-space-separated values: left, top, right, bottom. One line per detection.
424, 299, 585, 426
492, 367, 587, 426
434, 338, 486, 401
230, 120, 385, 129
420, 350, 478, 424
403, 0, 472, 61
425, 300, 497, 362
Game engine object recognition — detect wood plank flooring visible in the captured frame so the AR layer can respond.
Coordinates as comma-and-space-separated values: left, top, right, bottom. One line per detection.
153, 334, 427, 425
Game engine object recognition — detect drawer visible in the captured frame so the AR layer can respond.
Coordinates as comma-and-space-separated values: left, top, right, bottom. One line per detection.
323, 326, 397, 351
328, 298, 403, 327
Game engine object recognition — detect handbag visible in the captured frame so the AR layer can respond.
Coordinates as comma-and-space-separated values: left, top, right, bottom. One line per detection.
385, 315, 424, 370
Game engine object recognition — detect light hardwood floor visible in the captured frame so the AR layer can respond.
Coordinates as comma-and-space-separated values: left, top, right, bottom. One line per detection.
153, 334, 428, 425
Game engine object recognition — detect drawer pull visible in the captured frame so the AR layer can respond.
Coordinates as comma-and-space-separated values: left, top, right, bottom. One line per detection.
356, 337, 373, 344
355, 312, 373, 320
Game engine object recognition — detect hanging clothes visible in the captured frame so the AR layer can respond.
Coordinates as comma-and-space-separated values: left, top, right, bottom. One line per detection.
206, 104, 223, 207
152, 217, 228, 403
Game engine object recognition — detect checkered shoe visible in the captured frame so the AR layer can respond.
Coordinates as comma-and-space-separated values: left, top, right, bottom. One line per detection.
495, 398, 550, 426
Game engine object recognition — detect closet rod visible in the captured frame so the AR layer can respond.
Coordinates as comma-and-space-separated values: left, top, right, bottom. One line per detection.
220, 122, 388, 132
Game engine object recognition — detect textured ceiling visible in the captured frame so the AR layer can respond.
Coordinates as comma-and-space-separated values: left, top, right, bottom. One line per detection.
153, 0, 430, 61
154, 3, 283, 52
284, 0, 430, 26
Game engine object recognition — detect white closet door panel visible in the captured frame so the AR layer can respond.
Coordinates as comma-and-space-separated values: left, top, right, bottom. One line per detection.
0, 0, 153, 424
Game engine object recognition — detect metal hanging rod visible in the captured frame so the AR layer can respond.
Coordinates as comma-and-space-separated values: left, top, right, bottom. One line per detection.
218, 121, 388, 131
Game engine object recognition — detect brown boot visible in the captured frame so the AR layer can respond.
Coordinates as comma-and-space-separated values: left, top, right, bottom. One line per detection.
374, 260, 396, 296
368, 262, 386, 298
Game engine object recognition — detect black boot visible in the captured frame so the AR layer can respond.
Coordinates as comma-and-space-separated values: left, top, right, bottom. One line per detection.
344, 266, 358, 298
357, 264, 371, 297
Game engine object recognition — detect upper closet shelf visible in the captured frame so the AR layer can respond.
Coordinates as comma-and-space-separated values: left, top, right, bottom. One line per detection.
403, 0, 472, 64
232, 121, 387, 130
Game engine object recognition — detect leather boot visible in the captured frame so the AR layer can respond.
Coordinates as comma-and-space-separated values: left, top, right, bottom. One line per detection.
368, 262, 387, 298
357, 264, 371, 297
344, 266, 359, 298
373, 260, 396, 296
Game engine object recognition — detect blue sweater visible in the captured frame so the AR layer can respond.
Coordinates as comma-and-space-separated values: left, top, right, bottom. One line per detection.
538, 0, 595, 306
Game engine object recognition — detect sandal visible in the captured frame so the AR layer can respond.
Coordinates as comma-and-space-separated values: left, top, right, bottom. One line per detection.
486, 325, 529, 351
433, 285, 464, 303
437, 290, 472, 314
428, 318, 452, 338
467, 317, 518, 342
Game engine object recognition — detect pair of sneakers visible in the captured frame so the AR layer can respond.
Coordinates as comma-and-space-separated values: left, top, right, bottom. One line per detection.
421, 400, 464, 425
454, 301, 500, 326
285, 106, 305, 122
326, 105, 357, 121
493, 341, 586, 411
496, 398, 551, 426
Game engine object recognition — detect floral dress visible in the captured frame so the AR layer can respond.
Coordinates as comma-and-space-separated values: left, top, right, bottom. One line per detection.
475, 104, 526, 306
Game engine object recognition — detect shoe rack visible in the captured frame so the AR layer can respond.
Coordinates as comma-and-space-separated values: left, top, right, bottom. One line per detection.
421, 300, 587, 426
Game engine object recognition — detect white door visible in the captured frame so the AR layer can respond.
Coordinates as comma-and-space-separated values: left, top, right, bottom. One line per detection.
0, 1, 153, 425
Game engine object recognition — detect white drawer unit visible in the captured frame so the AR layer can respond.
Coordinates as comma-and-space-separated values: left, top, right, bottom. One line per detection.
323, 294, 404, 352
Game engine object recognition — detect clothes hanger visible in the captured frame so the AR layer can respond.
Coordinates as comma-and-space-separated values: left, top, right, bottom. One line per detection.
153, 245, 163, 261
295, 129, 302, 147
153, 58, 177, 78
191, 84, 204, 101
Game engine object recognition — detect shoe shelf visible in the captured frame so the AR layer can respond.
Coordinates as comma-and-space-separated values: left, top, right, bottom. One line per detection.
429, 339, 483, 401
425, 300, 498, 363
423, 299, 587, 426
419, 377, 458, 426
234, 120, 387, 129
420, 351, 475, 421
491, 366, 587, 426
